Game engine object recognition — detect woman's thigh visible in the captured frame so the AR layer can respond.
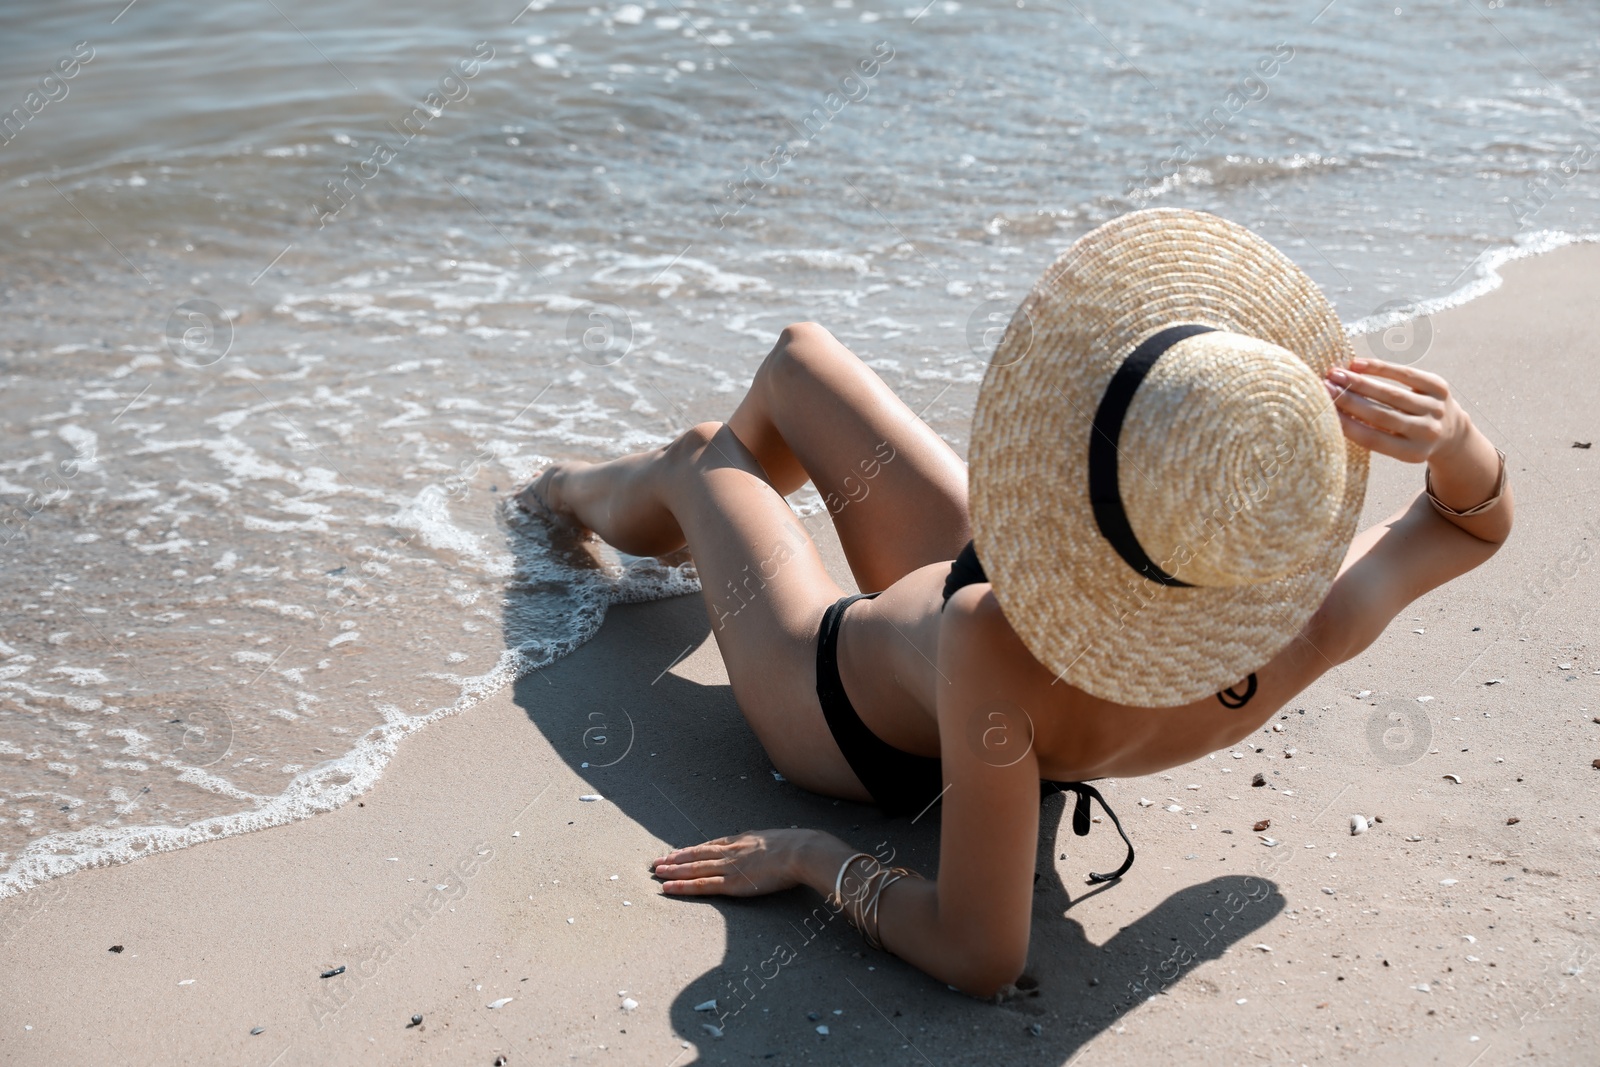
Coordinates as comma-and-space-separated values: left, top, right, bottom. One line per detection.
730, 323, 972, 593
663, 422, 872, 801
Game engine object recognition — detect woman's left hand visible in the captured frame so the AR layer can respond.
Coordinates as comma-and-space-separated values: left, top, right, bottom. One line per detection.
1324, 356, 1468, 463
650, 828, 813, 897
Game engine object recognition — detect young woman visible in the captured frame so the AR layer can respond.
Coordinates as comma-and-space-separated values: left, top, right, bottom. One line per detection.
518, 211, 1512, 997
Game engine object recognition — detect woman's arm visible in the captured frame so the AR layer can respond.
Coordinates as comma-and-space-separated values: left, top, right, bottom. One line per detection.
652, 588, 1046, 998
1326, 356, 1514, 545
792, 587, 1044, 996
1313, 355, 1514, 664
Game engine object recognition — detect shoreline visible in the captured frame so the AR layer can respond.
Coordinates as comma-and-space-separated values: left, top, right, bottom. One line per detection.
3, 243, 1598, 1065
6, 232, 1597, 907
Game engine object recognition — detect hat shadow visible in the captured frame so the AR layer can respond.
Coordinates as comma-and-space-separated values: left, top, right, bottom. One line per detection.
503, 544, 1283, 1064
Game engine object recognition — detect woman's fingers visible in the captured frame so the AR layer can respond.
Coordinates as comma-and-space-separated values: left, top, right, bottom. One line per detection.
1334, 409, 1427, 462
652, 856, 741, 880
1328, 366, 1442, 418
659, 876, 729, 896
1325, 379, 1417, 436
1348, 356, 1450, 400
650, 839, 731, 869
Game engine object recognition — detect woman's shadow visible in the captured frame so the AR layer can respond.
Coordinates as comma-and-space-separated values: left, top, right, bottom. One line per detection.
503, 527, 1283, 1065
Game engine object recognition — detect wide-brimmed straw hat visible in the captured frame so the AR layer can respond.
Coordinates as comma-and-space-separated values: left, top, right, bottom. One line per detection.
968, 208, 1367, 707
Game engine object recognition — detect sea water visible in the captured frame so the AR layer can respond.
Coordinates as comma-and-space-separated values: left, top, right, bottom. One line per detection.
2, 0, 1597, 897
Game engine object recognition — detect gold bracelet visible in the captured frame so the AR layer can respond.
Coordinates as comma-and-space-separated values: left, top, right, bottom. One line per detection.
862, 867, 914, 951
1425, 447, 1507, 518
831, 852, 874, 912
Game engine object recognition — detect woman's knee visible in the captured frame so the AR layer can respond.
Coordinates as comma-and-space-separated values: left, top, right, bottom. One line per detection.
764, 322, 850, 393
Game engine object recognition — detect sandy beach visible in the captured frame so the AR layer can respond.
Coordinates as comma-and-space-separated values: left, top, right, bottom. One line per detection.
3, 245, 1598, 1066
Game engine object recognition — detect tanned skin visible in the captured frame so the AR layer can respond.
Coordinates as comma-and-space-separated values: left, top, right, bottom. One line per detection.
518, 323, 1512, 997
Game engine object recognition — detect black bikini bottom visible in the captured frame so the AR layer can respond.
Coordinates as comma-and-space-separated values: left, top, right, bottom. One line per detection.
814, 591, 1135, 883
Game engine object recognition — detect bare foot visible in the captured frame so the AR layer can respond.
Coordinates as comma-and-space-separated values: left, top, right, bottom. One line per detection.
514, 464, 585, 528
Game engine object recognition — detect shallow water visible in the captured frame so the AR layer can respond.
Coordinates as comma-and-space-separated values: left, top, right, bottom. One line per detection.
2, 0, 1598, 896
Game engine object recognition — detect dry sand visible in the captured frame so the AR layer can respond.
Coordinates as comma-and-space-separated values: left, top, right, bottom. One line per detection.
3, 246, 1598, 1066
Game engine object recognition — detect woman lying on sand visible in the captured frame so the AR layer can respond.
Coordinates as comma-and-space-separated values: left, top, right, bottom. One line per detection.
517, 210, 1512, 997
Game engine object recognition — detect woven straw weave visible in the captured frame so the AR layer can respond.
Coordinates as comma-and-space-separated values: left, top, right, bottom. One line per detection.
968, 209, 1368, 707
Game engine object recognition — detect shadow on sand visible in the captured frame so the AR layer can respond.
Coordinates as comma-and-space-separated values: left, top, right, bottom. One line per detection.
506, 569, 1282, 1065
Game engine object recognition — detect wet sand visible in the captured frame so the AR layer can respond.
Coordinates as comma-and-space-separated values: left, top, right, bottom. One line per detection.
3, 245, 1598, 1065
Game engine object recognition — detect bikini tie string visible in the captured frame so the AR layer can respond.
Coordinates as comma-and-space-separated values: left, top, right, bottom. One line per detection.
1042, 780, 1136, 884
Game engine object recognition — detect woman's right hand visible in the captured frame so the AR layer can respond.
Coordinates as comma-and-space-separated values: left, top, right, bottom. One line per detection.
650, 828, 822, 898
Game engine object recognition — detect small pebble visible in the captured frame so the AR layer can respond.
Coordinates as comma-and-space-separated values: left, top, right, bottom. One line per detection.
1351, 815, 1369, 836
1507, 816, 1520, 825
1254, 944, 1272, 952
816, 1025, 830, 1036
109, 945, 124, 953
1253, 819, 1271, 832
1440, 879, 1457, 886
250, 1027, 264, 1036
619, 998, 637, 1012
1166, 804, 1183, 813
1417, 695, 1433, 703
579, 794, 603, 802
408, 1015, 423, 1028
489, 997, 515, 1010
495, 1056, 509, 1066
1321, 887, 1336, 895
1356, 690, 1372, 698
320, 966, 345, 979
702, 1023, 724, 1038
1251, 773, 1266, 787
694, 1000, 718, 1013
1260, 837, 1279, 847
1138, 797, 1154, 807
807, 1012, 820, 1021
1028, 1023, 1043, 1036
1442, 774, 1461, 783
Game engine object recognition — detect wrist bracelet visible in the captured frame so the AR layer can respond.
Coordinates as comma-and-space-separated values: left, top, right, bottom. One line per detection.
1425, 447, 1507, 518
832, 852, 873, 911
862, 867, 913, 951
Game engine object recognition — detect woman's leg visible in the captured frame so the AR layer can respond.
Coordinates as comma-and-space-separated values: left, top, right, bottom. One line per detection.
728, 323, 972, 592
526, 421, 870, 800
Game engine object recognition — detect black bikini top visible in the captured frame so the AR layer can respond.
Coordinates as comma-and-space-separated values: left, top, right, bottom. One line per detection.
939, 540, 986, 609
937, 540, 1258, 709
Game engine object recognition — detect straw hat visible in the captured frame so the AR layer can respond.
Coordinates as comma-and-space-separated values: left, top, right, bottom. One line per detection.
968, 208, 1367, 707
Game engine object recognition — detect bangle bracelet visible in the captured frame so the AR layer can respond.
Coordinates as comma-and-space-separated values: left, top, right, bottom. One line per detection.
831, 852, 873, 911
862, 868, 913, 951
1425, 447, 1507, 518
